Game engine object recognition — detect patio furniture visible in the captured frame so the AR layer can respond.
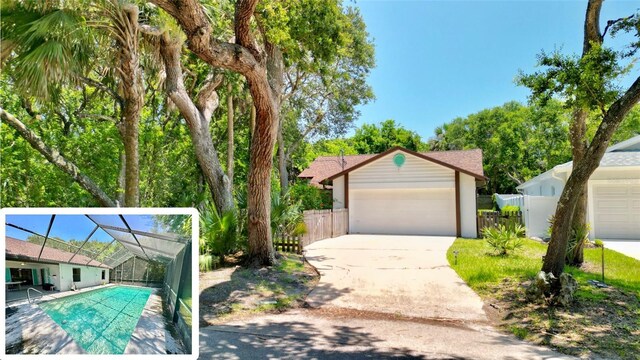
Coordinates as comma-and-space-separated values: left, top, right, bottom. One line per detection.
6, 281, 23, 291
42, 283, 55, 291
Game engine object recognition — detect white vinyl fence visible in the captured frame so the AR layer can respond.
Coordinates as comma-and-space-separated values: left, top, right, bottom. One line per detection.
494, 194, 559, 238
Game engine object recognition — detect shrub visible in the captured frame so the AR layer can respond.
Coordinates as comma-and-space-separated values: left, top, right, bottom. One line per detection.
289, 182, 332, 210
292, 221, 307, 236
500, 205, 520, 214
271, 190, 304, 239
483, 224, 525, 256
566, 223, 591, 264
199, 254, 220, 272
594, 239, 604, 248
200, 201, 242, 257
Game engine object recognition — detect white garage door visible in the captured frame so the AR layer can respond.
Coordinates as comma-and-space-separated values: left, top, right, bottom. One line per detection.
349, 188, 456, 236
593, 184, 640, 239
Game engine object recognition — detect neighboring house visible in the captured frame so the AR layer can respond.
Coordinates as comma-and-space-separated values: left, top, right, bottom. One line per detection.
517, 134, 640, 240
299, 147, 486, 237
5, 236, 110, 291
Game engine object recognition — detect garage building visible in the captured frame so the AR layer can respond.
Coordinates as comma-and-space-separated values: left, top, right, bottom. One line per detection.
299, 147, 486, 238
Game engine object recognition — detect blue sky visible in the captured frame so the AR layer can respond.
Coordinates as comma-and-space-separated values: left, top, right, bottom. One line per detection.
352, 0, 639, 140
5, 214, 169, 243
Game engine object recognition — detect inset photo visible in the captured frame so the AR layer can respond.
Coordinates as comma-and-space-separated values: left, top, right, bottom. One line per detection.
2, 208, 198, 357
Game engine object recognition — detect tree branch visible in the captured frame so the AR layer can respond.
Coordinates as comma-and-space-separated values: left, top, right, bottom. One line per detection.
583, 0, 603, 53
79, 76, 123, 107
196, 72, 224, 121
602, 16, 630, 38
235, 0, 262, 60
149, 0, 260, 76
76, 113, 119, 123
285, 110, 325, 159
0, 107, 116, 207
507, 172, 523, 186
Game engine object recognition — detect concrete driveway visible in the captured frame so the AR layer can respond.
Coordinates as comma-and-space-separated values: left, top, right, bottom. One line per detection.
304, 234, 486, 322
199, 234, 574, 359
602, 240, 640, 260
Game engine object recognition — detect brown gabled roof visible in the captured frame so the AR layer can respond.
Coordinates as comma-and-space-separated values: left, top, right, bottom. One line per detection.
299, 154, 376, 185
299, 147, 486, 185
5, 236, 110, 269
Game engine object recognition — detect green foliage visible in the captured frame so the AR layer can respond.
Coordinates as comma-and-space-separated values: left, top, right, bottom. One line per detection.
500, 205, 520, 214
450, 238, 640, 295
482, 224, 526, 256
566, 223, 591, 264
289, 182, 332, 210
594, 239, 604, 248
1, 3, 93, 101
517, 44, 628, 111
199, 254, 219, 272
271, 191, 304, 238
352, 119, 425, 154
447, 238, 547, 293
292, 222, 307, 237
510, 326, 529, 340
428, 101, 572, 194
200, 201, 242, 257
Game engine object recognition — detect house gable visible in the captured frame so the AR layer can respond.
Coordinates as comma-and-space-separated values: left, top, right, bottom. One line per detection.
349, 150, 455, 190
326, 146, 486, 182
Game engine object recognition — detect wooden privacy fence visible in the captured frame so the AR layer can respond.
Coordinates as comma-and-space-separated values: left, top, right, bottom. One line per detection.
274, 209, 349, 254
477, 211, 523, 236
301, 209, 349, 246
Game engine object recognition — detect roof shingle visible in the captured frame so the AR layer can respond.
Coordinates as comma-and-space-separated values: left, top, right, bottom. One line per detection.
299, 148, 485, 185
5, 236, 110, 269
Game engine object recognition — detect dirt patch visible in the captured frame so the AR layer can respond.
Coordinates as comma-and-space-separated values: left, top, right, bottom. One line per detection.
482, 278, 640, 359
308, 307, 478, 331
199, 253, 319, 326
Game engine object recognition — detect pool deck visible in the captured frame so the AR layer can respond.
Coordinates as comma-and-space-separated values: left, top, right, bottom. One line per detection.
125, 290, 166, 354
5, 284, 171, 354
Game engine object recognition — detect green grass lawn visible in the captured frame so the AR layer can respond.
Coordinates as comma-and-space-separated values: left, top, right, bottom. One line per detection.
447, 238, 640, 358
447, 238, 640, 296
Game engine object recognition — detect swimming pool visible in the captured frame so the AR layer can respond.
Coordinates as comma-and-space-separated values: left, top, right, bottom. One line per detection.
39, 285, 153, 354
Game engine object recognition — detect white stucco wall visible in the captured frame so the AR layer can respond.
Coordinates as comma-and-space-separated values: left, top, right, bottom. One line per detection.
332, 175, 345, 209
6, 260, 61, 289
59, 263, 109, 291
459, 173, 478, 238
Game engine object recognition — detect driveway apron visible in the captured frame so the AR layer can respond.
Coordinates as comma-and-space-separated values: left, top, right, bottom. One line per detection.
304, 234, 487, 322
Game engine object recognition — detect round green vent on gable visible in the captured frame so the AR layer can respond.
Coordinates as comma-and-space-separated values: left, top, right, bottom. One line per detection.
393, 153, 406, 167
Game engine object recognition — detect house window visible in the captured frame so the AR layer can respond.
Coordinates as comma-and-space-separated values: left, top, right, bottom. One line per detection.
101, 270, 106, 280
72, 268, 81, 282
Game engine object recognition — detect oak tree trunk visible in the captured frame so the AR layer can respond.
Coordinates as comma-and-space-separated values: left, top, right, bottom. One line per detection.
151, 0, 283, 266
1, 108, 116, 207
277, 120, 288, 195
158, 35, 234, 215
568, 109, 589, 266
551, 0, 603, 266
227, 82, 235, 189
246, 43, 283, 266
543, 74, 640, 276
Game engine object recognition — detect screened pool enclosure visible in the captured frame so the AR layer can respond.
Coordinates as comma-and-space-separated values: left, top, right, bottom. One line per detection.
5, 213, 193, 352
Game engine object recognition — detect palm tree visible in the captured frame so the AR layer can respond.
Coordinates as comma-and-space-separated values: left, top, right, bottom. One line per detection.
1, 0, 144, 206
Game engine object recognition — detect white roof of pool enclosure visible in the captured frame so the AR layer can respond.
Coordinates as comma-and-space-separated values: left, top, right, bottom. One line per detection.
5, 214, 190, 268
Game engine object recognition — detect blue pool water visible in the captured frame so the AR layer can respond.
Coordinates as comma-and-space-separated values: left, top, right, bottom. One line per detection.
39, 285, 153, 354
